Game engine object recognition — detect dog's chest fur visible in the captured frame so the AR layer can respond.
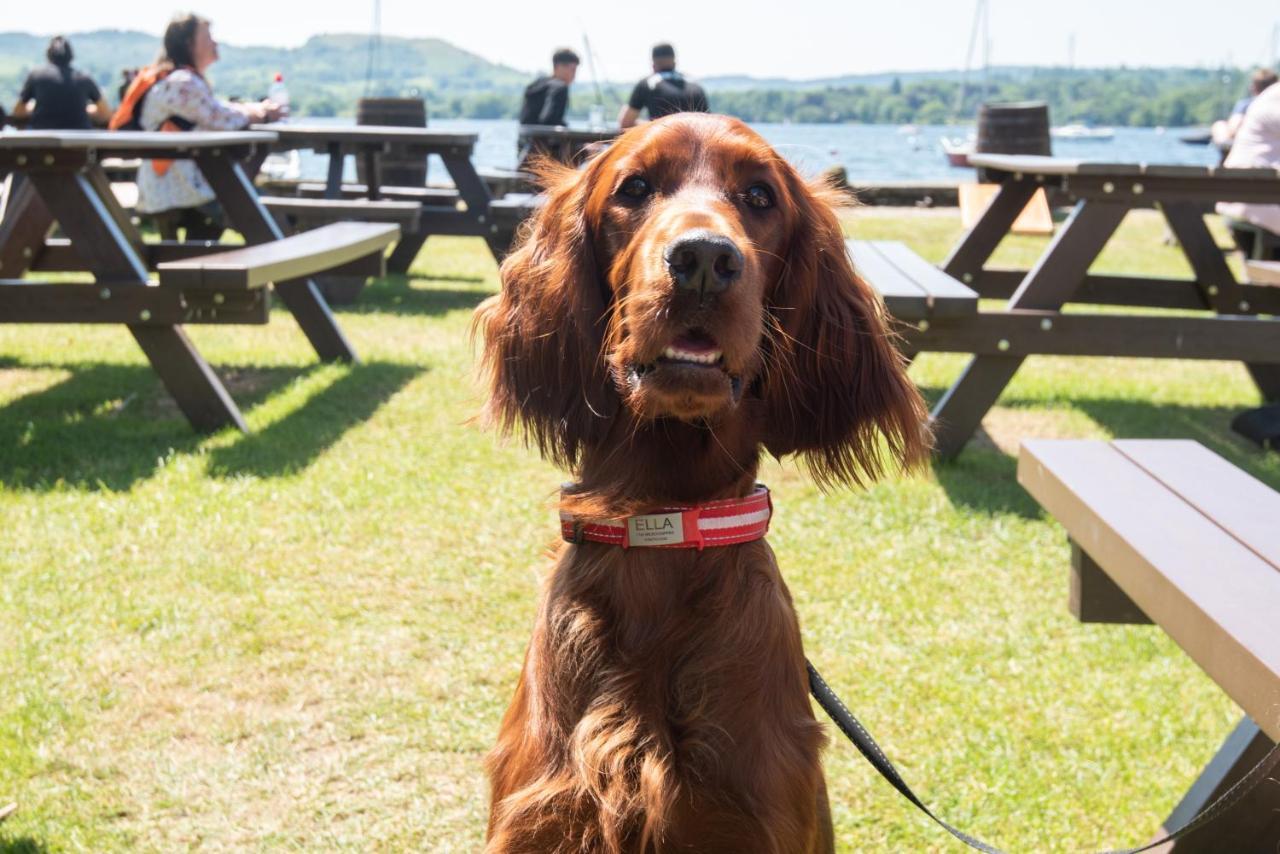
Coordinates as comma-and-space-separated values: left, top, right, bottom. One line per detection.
521, 541, 827, 849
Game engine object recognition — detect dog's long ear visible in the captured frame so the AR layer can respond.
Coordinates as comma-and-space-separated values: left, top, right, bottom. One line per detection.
474, 160, 617, 469
760, 174, 931, 488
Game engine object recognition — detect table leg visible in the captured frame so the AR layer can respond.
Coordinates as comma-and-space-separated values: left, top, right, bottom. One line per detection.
931, 200, 1129, 459
363, 149, 381, 201
325, 143, 343, 200
0, 173, 55, 278
442, 152, 498, 261
1162, 202, 1280, 401
131, 327, 248, 432
196, 154, 358, 363
25, 169, 246, 432
83, 165, 145, 257
1153, 717, 1280, 851
27, 171, 149, 281
941, 178, 1038, 282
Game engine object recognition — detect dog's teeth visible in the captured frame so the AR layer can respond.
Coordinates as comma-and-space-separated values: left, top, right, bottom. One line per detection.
661, 346, 724, 365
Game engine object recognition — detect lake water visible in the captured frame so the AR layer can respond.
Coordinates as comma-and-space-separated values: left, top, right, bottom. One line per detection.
290, 119, 1220, 186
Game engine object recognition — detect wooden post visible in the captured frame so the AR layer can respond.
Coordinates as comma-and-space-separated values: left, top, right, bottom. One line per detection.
0, 173, 55, 278
24, 168, 247, 432
940, 178, 1038, 282
1163, 201, 1280, 402
931, 199, 1128, 459
1068, 540, 1152, 624
1155, 717, 1280, 851
195, 154, 358, 363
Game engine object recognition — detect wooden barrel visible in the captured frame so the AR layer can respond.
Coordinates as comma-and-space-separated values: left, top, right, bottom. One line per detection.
975, 101, 1050, 182
976, 101, 1051, 156
356, 97, 428, 187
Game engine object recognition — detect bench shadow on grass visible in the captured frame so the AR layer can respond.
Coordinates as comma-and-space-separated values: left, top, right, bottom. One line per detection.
925, 388, 1279, 518
0, 837, 49, 854
338, 273, 492, 317
206, 361, 422, 478
0, 362, 303, 492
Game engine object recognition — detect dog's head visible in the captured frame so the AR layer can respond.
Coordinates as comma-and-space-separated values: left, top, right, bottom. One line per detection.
476, 113, 929, 488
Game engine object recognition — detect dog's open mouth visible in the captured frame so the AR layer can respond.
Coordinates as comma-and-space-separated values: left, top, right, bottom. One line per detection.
633, 329, 725, 376
625, 329, 743, 414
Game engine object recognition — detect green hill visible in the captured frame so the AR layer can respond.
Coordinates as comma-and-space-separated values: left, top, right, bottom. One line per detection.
0, 30, 532, 117
1, 29, 1265, 127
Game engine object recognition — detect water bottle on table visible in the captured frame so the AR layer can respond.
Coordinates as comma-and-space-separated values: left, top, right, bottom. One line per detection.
267, 73, 290, 120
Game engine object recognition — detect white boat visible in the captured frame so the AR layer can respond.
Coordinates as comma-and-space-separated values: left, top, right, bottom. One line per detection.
259, 149, 302, 182
1050, 124, 1115, 141
940, 135, 975, 168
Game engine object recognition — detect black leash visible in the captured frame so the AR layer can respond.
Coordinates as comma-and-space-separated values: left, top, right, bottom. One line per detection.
806, 660, 1280, 853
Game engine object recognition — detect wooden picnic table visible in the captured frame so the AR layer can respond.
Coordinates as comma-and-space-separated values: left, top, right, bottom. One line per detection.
0, 129, 392, 432
904, 153, 1280, 458
249, 123, 497, 271
516, 124, 621, 167
1019, 439, 1280, 849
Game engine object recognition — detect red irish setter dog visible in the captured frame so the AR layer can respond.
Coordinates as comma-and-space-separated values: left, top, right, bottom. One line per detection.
475, 113, 929, 853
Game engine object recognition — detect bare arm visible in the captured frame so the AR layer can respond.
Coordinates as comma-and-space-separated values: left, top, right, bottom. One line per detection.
11, 100, 31, 119
618, 105, 641, 129
87, 96, 112, 126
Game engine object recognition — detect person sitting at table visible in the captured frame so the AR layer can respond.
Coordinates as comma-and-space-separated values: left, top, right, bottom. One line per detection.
114, 14, 282, 240
1211, 68, 1277, 151
1216, 78, 1280, 260
617, 43, 709, 129
10, 37, 111, 130
516, 47, 579, 167
519, 48, 579, 127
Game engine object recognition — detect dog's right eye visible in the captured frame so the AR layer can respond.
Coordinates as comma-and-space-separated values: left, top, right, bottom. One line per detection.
618, 176, 652, 200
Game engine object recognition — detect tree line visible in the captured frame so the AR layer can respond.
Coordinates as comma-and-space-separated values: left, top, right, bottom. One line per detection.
419, 66, 1257, 127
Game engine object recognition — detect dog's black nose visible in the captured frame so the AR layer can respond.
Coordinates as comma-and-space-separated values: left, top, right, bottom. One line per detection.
664, 230, 743, 297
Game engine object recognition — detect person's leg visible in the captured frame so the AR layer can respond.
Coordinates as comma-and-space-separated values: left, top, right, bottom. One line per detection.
1230, 225, 1257, 259
151, 210, 179, 241
180, 202, 226, 242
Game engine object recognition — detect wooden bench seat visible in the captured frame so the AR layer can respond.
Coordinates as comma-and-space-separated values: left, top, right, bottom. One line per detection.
846, 239, 978, 320
157, 222, 399, 290
294, 182, 460, 206
260, 196, 422, 230
478, 166, 534, 197
1246, 259, 1280, 286
1018, 439, 1280, 848
486, 193, 543, 257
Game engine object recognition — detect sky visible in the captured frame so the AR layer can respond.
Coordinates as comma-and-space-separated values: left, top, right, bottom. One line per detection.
5, 0, 1280, 80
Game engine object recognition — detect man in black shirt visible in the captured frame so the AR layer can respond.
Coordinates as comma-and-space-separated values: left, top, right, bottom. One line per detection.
618, 43, 708, 129
520, 48, 579, 127
11, 37, 110, 130
517, 48, 580, 167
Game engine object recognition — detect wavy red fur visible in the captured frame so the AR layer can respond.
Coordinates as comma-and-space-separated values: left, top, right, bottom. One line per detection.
474, 113, 930, 853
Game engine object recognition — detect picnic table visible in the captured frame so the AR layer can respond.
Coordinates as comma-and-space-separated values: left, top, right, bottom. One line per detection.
1019, 439, 1280, 849
516, 124, 621, 167
0, 130, 397, 432
248, 123, 505, 272
852, 154, 1280, 459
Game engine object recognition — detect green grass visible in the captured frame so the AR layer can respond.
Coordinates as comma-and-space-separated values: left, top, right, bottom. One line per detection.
2, 212, 1277, 852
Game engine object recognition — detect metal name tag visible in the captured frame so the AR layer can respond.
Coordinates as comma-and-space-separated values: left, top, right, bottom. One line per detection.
627, 512, 685, 546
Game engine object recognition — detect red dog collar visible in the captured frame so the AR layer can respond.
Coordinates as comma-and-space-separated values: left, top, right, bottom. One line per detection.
560, 485, 772, 549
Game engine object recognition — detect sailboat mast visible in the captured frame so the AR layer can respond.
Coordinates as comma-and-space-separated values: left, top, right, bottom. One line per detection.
364, 0, 382, 96
953, 0, 986, 119
582, 31, 605, 107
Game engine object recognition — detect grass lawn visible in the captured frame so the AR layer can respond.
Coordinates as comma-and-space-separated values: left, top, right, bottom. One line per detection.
2, 208, 1277, 852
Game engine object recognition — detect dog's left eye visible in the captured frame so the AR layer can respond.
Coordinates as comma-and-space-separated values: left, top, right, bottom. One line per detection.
618, 176, 653, 200
743, 183, 775, 209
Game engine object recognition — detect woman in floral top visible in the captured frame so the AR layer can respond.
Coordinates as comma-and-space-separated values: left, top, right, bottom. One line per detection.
135, 14, 283, 238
